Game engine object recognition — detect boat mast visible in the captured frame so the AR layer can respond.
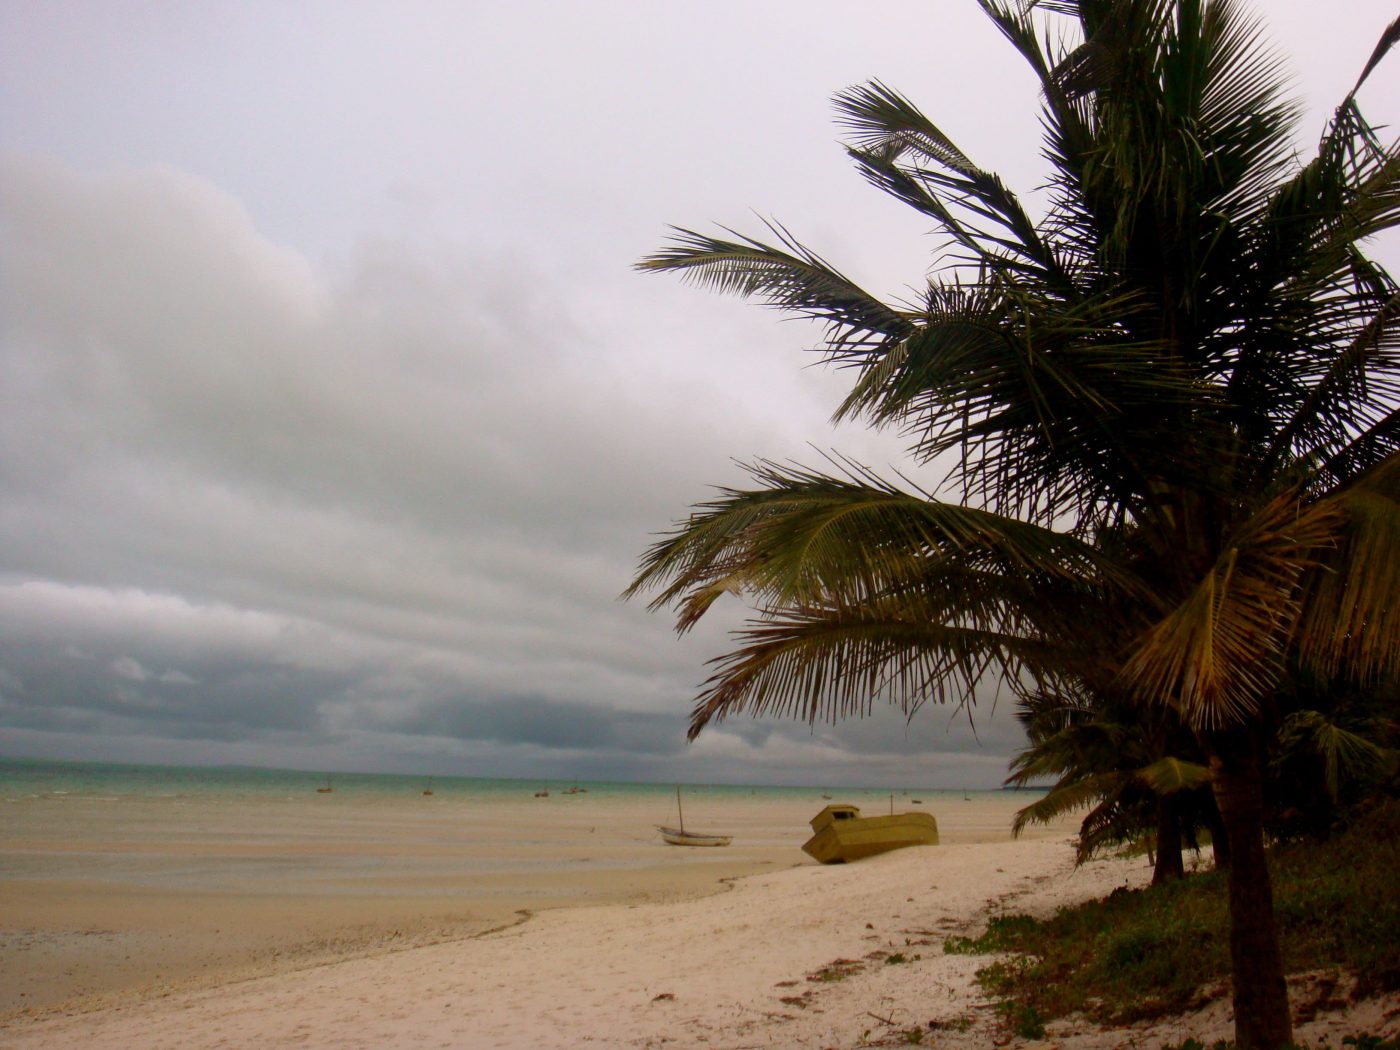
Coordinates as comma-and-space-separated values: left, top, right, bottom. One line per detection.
677, 785, 685, 833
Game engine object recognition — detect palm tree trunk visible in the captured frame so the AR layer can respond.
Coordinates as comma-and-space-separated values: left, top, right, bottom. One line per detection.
1207, 796, 1231, 870
1152, 795, 1185, 884
1207, 732, 1292, 1050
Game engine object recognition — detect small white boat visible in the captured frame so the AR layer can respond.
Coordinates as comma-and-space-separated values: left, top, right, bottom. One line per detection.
657, 786, 731, 847
657, 825, 732, 847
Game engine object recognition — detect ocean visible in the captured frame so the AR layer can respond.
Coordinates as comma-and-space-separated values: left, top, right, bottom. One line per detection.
0, 755, 990, 808
0, 755, 1045, 1013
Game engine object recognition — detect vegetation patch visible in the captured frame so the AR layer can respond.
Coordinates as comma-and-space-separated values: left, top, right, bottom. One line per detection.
945, 800, 1400, 1030
806, 957, 864, 983
1161, 1037, 1400, 1050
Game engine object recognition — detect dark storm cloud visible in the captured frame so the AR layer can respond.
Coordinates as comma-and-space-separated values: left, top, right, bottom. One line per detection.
0, 152, 953, 785
2, 1, 1391, 786
379, 693, 688, 756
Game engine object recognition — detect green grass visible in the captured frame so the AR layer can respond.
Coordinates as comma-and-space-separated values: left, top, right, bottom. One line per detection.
1159, 1037, 1400, 1050
943, 798, 1400, 1029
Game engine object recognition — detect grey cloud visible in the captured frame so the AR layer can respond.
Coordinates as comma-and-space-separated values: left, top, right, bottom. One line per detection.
381, 693, 689, 757
13, 2, 1378, 786
0, 635, 338, 741
0, 149, 1030, 786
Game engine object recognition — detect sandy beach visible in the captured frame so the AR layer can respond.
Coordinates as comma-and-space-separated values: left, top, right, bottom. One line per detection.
4, 783, 1396, 1048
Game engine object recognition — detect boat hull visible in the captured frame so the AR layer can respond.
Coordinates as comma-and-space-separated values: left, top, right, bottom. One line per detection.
657, 825, 732, 847
801, 811, 938, 864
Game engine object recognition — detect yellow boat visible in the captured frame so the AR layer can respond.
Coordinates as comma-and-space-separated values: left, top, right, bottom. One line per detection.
801, 804, 939, 864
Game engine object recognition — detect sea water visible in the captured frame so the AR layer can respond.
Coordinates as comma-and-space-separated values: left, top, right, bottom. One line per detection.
0, 755, 996, 809
0, 756, 1043, 1014
1, 755, 1034, 899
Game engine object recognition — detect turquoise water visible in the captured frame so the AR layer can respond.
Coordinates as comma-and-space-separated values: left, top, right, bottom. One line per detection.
0, 756, 999, 806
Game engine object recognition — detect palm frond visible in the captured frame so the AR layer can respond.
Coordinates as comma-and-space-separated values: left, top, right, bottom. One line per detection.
834, 80, 1078, 294
636, 223, 912, 355
1119, 491, 1346, 729
1275, 709, 1393, 799
685, 600, 1064, 738
827, 275, 1208, 521
1292, 455, 1400, 682
1350, 15, 1400, 98
1134, 755, 1213, 794
626, 458, 1146, 627
1010, 772, 1124, 837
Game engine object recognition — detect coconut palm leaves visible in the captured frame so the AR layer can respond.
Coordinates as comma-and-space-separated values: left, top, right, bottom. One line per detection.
640, 222, 913, 359
1005, 680, 1217, 881
1276, 709, 1394, 804
631, 6, 1399, 1045
1292, 457, 1400, 681
625, 458, 1129, 737
634, 2, 1400, 735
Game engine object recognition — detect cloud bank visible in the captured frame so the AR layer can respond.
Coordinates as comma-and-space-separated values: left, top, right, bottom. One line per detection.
0, 154, 1021, 786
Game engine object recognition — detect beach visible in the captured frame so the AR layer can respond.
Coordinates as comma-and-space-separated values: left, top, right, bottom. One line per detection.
4, 767, 1396, 1048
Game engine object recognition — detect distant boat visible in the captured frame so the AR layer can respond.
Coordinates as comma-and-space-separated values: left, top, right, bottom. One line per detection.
534, 786, 549, 797
657, 786, 731, 847
316, 777, 334, 794
658, 826, 732, 847
422, 777, 434, 796
801, 803, 938, 864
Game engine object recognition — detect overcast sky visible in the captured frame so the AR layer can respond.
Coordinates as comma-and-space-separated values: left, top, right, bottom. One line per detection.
2, 2, 1396, 788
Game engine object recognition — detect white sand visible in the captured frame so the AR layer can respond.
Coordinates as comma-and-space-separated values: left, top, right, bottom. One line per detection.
6, 834, 1395, 1049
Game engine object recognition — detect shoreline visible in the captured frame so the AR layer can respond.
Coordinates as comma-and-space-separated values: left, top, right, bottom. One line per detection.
0, 836, 1107, 1048
5, 836, 1397, 1048
1, 783, 1050, 1017
6, 784, 1396, 1048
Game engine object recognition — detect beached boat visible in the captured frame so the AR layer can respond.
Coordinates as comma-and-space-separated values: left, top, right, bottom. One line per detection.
657, 786, 731, 847
656, 826, 732, 847
801, 803, 938, 864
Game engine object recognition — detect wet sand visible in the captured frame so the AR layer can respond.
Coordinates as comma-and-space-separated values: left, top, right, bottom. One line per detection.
2, 786, 1039, 1016
6, 819, 1395, 1049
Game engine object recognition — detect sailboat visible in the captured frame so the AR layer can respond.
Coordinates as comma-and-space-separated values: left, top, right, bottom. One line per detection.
657, 786, 731, 847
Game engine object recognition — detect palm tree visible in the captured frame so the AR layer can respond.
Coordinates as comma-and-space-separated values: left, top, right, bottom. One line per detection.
627, 3, 1400, 1047
1266, 668, 1399, 840
1005, 683, 1219, 883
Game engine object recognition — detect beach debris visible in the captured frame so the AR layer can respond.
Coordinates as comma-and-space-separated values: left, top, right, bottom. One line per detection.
651, 992, 675, 1002
806, 958, 864, 983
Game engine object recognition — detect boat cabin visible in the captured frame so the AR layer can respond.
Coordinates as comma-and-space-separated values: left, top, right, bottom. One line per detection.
809, 804, 861, 831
